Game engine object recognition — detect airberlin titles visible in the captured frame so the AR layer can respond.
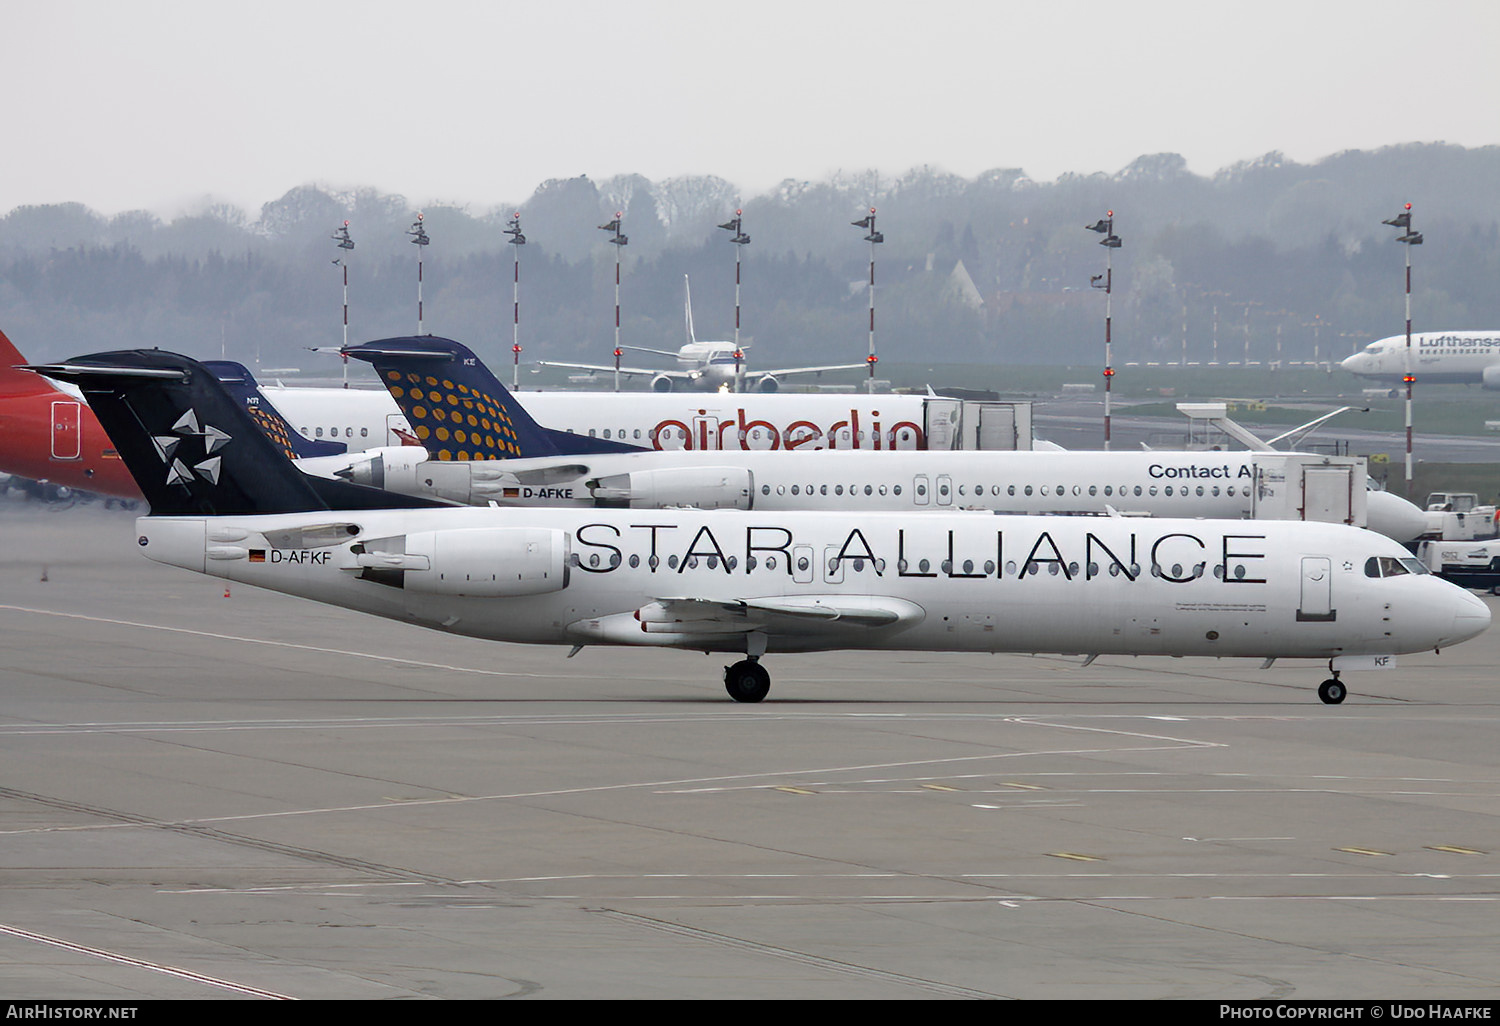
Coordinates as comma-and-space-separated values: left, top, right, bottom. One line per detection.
649, 407, 924, 451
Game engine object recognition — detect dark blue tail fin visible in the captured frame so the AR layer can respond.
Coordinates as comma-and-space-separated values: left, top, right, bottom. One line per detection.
343, 336, 646, 461
25, 350, 444, 516
203, 360, 350, 460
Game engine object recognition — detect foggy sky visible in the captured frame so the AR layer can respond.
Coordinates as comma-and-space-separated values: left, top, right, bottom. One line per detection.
7, 0, 1498, 217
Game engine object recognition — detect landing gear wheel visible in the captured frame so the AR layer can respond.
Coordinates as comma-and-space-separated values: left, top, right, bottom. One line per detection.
724, 659, 771, 703
1318, 678, 1346, 705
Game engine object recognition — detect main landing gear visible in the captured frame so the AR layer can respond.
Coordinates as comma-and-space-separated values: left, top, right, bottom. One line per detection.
1318, 666, 1347, 705
724, 658, 771, 703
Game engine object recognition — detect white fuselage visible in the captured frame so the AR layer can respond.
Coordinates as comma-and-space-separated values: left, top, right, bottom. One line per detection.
298, 447, 1429, 543
265, 385, 935, 451
1341, 332, 1500, 386
137, 507, 1488, 665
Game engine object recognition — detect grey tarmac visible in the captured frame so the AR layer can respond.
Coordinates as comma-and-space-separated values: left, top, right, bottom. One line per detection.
2, 502, 1498, 1000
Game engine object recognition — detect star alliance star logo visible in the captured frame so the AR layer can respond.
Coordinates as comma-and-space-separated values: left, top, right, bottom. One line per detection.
152, 407, 231, 487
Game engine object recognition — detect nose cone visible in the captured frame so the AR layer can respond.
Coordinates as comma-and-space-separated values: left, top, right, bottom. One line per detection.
1366, 490, 1428, 543
1443, 588, 1492, 648
1341, 352, 1371, 375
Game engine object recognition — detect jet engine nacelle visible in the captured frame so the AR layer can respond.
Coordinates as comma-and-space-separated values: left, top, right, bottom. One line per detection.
404, 527, 570, 596
650, 374, 676, 393
589, 467, 753, 509
1482, 365, 1500, 390
753, 374, 779, 393
330, 446, 429, 489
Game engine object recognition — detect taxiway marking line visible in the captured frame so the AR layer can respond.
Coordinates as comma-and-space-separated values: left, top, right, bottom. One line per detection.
0, 923, 294, 999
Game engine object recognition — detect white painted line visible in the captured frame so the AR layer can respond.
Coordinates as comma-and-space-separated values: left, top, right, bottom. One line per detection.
0, 923, 294, 999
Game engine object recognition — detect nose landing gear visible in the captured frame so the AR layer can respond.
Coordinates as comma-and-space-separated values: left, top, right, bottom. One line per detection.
1318, 665, 1347, 705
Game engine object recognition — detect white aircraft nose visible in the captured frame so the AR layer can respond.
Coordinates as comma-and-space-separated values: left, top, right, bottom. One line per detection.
1443, 588, 1492, 648
1340, 352, 1368, 374
1366, 490, 1428, 543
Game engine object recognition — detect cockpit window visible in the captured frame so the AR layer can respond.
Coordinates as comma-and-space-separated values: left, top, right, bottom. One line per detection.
1365, 556, 1422, 578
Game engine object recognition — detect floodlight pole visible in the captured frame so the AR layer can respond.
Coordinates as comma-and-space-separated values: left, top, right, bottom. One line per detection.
599, 213, 628, 391
408, 213, 430, 335
505, 213, 526, 389
1086, 212, 1122, 449
718, 210, 750, 391
1382, 203, 1422, 493
851, 208, 883, 392
331, 220, 355, 387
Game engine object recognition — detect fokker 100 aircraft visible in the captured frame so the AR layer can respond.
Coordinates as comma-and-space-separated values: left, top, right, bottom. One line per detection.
1341, 331, 1500, 388
28, 348, 1489, 704
318, 336, 1426, 542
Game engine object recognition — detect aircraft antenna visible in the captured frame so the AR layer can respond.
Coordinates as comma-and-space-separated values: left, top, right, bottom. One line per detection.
718, 209, 750, 391
599, 213, 628, 391
331, 220, 355, 387
1381, 202, 1422, 494
1086, 211, 1122, 449
850, 208, 883, 392
505, 212, 526, 389
408, 212, 430, 335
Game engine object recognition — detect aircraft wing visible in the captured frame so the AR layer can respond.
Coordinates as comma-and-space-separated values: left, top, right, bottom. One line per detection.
566, 594, 926, 647
755, 362, 870, 378
535, 360, 693, 383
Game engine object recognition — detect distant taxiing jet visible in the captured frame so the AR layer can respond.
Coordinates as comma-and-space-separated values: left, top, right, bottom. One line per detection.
1341, 332, 1500, 388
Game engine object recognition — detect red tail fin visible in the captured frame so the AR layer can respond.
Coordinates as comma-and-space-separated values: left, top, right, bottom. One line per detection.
0, 329, 54, 397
